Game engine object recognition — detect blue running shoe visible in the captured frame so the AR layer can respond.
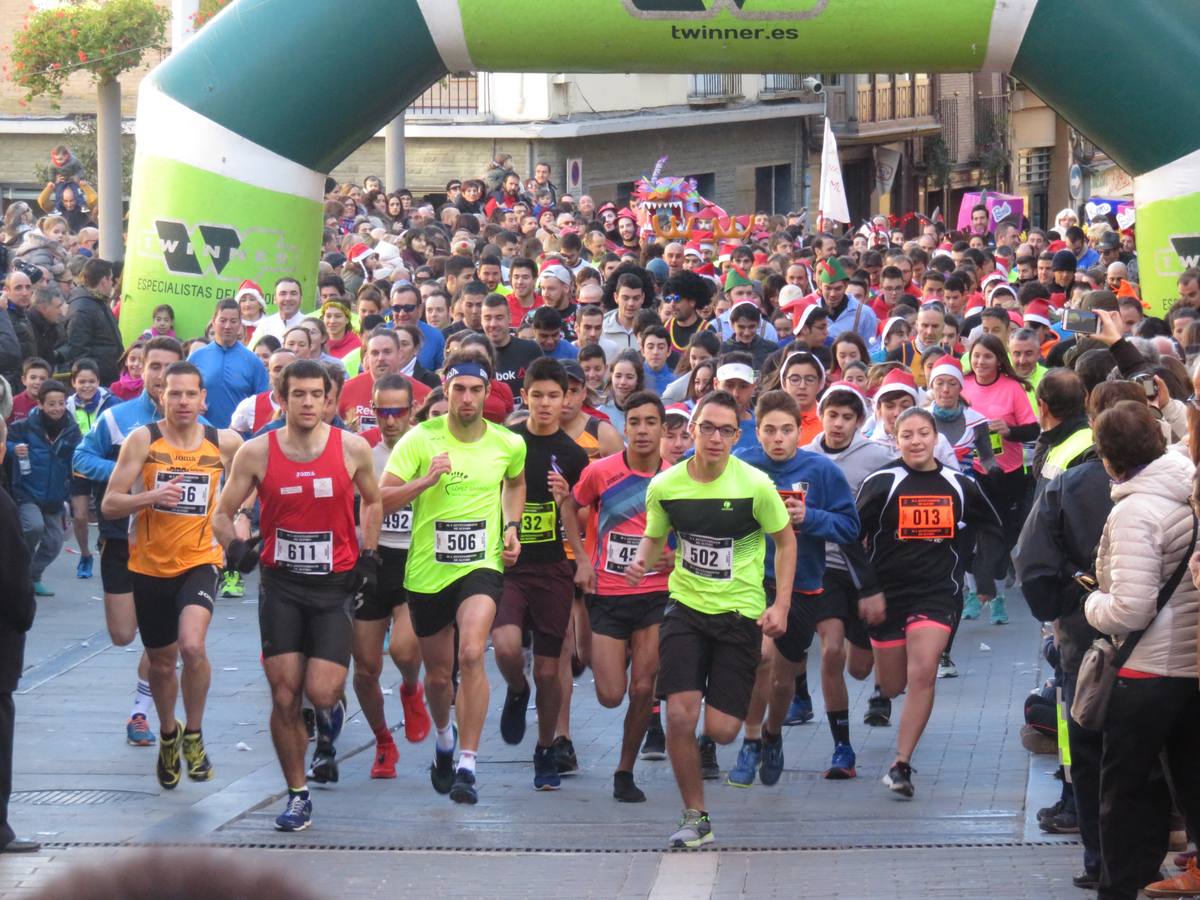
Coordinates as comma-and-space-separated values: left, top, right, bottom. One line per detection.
275, 792, 312, 831
726, 740, 762, 787
450, 768, 478, 804
990, 595, 1009, 625
825, 743, 857, 780
76, 555, 93, 579
759, 736, 784, 785
430, 726, 457, 794
533, 745, 561, 791
962, 590, 981, 619
783, 695, 813, 726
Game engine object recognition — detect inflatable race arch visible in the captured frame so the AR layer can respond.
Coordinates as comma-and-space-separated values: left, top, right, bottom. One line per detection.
121, 0, 1200, 340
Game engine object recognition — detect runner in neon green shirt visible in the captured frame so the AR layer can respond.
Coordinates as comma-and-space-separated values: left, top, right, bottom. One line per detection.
380, 355, 526, 807
625, 390, 796, 850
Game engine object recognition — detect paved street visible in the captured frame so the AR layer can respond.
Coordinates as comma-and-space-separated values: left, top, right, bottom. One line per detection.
1, 532, 1093, 898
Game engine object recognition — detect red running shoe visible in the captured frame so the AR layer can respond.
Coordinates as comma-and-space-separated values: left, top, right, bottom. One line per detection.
370, 740, 399, 779
401, 682, 432, 744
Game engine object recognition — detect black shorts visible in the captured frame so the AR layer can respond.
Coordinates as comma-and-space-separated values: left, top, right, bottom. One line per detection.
494, 560, 574, 657
259, 567, 355, 665
655, 600, 761, 720
587, 591, 669, 641
70, 475, 93, 498
868, 595, 957, 648
407, 568, 504, 639
817, 568, 872, 651
764, 579, 826, 664
100, 538, 133, 595
131, 565, 219, 650
355, 546, 408, 621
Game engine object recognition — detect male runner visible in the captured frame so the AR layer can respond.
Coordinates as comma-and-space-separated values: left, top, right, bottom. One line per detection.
101, 362, 244, 788
379, 353, 526, 804
568, 390, 672, 803
73, 335, 187, 746
493, 358, 589, 791
626, 390, 796, 848
355, 374, 432, 779
214, 359, 382, 832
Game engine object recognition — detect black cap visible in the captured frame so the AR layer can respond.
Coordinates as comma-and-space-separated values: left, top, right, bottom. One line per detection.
1096, 231, 1120, 251
561, 360, 585, 384
1051, 249, 1078, 272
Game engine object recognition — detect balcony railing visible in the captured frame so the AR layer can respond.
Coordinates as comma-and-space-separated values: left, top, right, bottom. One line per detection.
759, 73, 814, 98
974, 93, 1010, 146
938, 96, 960, 162
915, 78, 931, 116
407, 75, 488, 117
688, 73, 742, 105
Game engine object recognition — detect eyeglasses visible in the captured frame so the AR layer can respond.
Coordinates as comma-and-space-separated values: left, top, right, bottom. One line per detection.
785, 374, 821, 386
391, 304, 418, 314
696, 422, 738, 439
375, 406, 411, 419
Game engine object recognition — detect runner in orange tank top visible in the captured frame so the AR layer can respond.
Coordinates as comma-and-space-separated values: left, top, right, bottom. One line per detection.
102, 361, 244, 791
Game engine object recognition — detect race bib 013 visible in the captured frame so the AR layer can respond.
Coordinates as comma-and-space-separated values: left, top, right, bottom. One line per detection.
897, 496, 955, 540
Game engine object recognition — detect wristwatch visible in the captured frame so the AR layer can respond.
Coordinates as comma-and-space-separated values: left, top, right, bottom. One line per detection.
360, 548, 380, 561
232, 507, 252, 522
505, 520, 520, 532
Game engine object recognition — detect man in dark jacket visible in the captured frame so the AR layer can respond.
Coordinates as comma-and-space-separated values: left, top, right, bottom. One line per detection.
3, 269, 37, 368
64, 258, 122, 384
27, 285, 66, 371
0, 286, 24, 392
0, 425, 40, 854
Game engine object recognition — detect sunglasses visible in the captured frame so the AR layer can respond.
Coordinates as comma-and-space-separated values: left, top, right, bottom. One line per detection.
375, 406, 411, 419
391, 304, 418, 314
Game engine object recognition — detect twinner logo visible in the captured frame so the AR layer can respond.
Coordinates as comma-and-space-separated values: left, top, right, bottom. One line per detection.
623, 0, 828, 19
154, 220, 243, 276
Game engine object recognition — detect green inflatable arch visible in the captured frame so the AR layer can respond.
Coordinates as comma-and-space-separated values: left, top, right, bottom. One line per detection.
121, 0, 1200, 341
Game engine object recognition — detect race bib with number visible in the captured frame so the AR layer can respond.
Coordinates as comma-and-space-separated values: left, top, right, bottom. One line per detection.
275, 528, 333, 574
604, 532, 641, 575
520, 501, 557, 544
679, 532, 733, 581
897, 496, 955, 540
434, 520, 487, 564
990, 431, 1004, 453
381, 507, 413, 549
153, 470, 210, 517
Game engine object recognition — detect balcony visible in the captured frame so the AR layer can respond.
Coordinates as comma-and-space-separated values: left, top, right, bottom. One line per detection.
687, 73, 743, 106
407, 75, 489, 118
973, 93, 1011, 146
833, 74, 938, 142
759, 73, 817, 100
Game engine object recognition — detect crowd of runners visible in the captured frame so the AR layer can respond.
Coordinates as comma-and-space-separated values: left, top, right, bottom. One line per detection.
3, 163, 1200, 900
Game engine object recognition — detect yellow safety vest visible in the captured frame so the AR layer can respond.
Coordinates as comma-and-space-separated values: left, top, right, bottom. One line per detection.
1041, 426, 1093, 482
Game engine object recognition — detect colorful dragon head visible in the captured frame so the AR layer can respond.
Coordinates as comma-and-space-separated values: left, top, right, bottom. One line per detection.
631, 156, 749, 241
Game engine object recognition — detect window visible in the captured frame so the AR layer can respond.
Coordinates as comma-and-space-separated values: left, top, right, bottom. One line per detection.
689, 173, 717, 200
754, 164, 793, 214
1019, 147, 1052, 186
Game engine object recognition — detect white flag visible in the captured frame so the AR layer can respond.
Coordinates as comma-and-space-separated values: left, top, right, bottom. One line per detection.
818, 116, 851, 226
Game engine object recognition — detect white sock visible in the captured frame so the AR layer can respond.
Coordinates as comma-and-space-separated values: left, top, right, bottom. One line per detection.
435, 723, 455, 752
131, 680, 152, 719
457, 750, 477, 774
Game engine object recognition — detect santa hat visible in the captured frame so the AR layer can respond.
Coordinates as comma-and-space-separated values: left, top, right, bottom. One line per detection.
348, 243, 376, 265
1022, 299, 1052, 328
234, 279, 265, 310
819, 380, 869, 412
964, 292, 986, 313
723, 266, 753, 291
814, 257, 849, 284
683, 242, 703, 260
727, 299, 762, 320
928, 356, 964, 386
880, 315, 909, 340
792, 300, 822, 335
988, 283, 1018, 307
777, 284, 808, 312
664, 403, 692, 424
752, 251, 770, 268
539, 262, 572, 286
874, 369, 919, 405
1007, 309, 1025, 328
616, 207, 637, 224
718, 242, 740, 263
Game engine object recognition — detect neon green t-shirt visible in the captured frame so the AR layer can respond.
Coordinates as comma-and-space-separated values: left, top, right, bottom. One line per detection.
644, 455, 789, 619
385, 417, 526, 594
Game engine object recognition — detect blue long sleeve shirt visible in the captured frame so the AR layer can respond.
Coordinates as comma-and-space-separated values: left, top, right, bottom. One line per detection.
189, 340, 269, 428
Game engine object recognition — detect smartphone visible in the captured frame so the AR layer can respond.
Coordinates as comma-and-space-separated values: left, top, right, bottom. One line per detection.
1132, 372, 1158, 398
1062, 308, 1100, 334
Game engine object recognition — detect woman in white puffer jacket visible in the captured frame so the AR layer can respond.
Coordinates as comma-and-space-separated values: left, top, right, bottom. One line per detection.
1084, 399, 1200, 900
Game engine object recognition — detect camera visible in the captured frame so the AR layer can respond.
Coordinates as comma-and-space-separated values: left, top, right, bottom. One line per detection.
802, 76, 824, 95
1131, 371, 1158, 399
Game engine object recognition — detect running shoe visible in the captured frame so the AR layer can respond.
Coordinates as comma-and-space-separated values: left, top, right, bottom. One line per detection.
962, 590, 981, 620
668, 809, 713, 849
989, 595, 1009, 625
726, 740, 761, 787
219, 570, 244, 599
1145, 858, 1200, 898
883, 760, 915, 798
126, 714, 155, 747
641, 713, 666, 760
400, 682, 432, 744
33, 581, 54, 597
500, 678, 531, 745
274, 792, 312, 832
864, 690, 892, 727
698, 735, 720, 780
937, 653, 958, 679
783, 694, 814, 725
825, 742, 857, 780
182, 731, 214, 781
552, 735, 579, 776
370, 740, 399, 779
533, 745, 561, 791
307, 745, 339, 784
156, 721, 183, 789
613, 770, 646, 803
449, 768, 478, 804
759, 736, 784, 786
1039, 807, 1080, 834
430, 726, 457, 794
75, 555, 93, 579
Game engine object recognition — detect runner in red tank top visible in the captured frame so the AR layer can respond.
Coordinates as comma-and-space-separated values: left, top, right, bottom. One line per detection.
215, 359, 382, 833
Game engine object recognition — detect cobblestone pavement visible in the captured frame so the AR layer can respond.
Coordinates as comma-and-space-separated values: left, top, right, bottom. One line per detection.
0, 535, 1118, 898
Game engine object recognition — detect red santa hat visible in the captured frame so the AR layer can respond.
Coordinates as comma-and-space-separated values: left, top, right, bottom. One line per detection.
819, 380, 870, 412
683, 242, 703, 260
879, 315, 909, 340
928, 356, 964, 386
1007, 309, 1025, 328
664, 403, 692, 424
1023, 299, 1053, 328
348, 242, 376, 264
874, 368, 919, 405
234, 279, 265, 310
777, 285, 808, 312
792, 300, 822, 335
